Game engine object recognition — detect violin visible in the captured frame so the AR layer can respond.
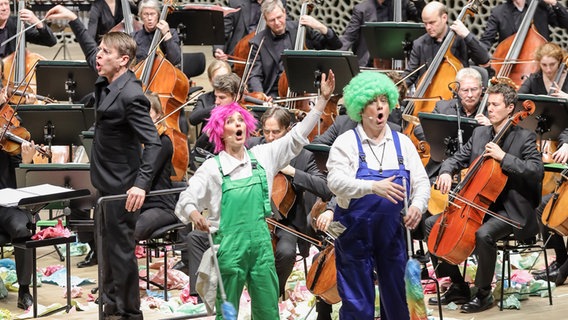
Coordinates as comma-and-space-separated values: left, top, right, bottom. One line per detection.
428, 98, 534, 265
541, 167, 568, 236
0, 104, 50, 158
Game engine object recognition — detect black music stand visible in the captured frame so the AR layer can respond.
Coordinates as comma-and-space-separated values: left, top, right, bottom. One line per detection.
16, 104, 95, 148
281, 50, 360, 95
362, 22, 425, 60
167, 8, 225, 45
304, 143, 331, 173
36, 60, 98, 103
418, 112, 480, 162
516, 94, 568, 141
0, 184, 90, 318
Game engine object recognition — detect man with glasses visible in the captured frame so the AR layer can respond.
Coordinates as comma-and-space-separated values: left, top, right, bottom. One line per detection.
133, 0, 181, 67
414, 67, 490, 179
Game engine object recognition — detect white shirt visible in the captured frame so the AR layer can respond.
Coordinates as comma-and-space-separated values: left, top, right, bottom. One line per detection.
175, 108, 323, 230
327, 124, 430, 211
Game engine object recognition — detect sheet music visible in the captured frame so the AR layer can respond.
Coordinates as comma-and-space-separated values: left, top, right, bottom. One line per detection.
0, 184, 72, 207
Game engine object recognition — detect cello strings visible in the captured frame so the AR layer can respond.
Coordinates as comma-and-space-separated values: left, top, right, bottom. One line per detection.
448, 192, 522, 229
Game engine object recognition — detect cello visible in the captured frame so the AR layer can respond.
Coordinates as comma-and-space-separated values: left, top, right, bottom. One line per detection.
133, 0, 189, 181
402, 0, 482, 158
541, 166, 568, 236
428, 99, 535, 265
490, 0, 546, 88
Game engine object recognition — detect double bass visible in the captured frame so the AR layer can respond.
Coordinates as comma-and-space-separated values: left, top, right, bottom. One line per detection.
133, 1, 189, 181
428, 99, 534, 265
402, 0, 482, 160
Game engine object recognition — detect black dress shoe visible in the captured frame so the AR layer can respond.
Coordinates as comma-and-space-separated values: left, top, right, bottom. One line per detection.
77, 250, 97, 268
172, 260, 189, 275
532, 261, 559, 277
555, 268, 568, 286
534, 269, 559, 282
17, 291, 33, 310
428, 282, 470, 305
460, 293, 494, 313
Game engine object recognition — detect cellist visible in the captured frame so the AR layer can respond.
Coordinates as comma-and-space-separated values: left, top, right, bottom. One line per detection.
248, 0, 341, 98
403, 1, 490, 88
0, 0, 56, 59
213, 0, 287, 61
424, 82, 543, 313
480, 0, 568, 51
133, 0, 181, 67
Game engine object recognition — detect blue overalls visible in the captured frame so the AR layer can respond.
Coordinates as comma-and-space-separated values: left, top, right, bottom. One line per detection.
213, 151, 280, 319
334, 129, 410, 320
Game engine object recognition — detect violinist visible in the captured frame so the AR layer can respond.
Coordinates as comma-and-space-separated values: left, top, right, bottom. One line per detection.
213, 0, 287, 61
47, 6, 163, 319
403, 1, 490, 88
480, 0, 568, 51
326, 72, 430, 320
518, 42, 568, 95
88, 0, 139, 43
174, 71, 335, 319
248, 0, 342, 97
340, 0, 422, 67
134, 92, 180, 241
0, 94, 35, 310
248, 107, 333, 297
133, 0, 181, 67
413, 67, 490, 179
535, 128, 568, 285
0, 0, 56, 58
424, 82, 543, 313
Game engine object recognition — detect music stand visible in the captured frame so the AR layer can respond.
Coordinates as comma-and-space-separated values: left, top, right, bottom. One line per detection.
516, 94, 568, 141
16, 104, 95, 147
418, 112, 480, 162
167, 7, 225, 45
281, 50, 360, 94
36, 60, 98, 103
362, 22, 425, 60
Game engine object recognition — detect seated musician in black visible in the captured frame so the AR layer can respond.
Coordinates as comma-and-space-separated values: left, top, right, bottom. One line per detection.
133, 0, 181, 67
0, 102, 36, 309
248, 107, 333, 297
424, 82, 543, 313
248, 0, 342, 98
0, 0, 57, 58
403, 1, 490, 88
480, 0, 568, 52
133, 92, 180, 241
536, 128, 568, 285
88, 0, 139, 44
413, 67, 490, 180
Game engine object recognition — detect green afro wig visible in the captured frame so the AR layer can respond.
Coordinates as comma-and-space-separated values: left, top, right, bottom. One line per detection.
343, 72, 399, 122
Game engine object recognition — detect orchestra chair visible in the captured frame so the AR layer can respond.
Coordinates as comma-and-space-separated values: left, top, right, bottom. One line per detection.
496, 234, 553, 310
182, 52, 206, 96
138, 222, 189, 301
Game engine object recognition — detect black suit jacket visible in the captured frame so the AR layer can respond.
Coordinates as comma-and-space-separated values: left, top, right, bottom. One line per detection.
248, 20, 342, 96
0, 16, 57, 58
518, 70, 568, 95
70, 19, 162, 195
439, 125, 543, 240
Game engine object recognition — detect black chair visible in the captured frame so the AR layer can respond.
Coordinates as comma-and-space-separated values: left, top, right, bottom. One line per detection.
182, 52, 206, 96
497, 234, 553, 310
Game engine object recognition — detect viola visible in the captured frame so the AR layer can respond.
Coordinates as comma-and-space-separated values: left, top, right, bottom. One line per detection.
541, 167, 568, 236
428, 99, 534, 265
0, 104, 50, 158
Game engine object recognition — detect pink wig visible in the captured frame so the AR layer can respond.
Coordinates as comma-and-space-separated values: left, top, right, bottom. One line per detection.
203, 102, 258, 154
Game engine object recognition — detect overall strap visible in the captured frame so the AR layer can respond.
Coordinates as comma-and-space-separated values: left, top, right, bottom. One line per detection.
353, 128, 368, 169
390, 129, 405, 171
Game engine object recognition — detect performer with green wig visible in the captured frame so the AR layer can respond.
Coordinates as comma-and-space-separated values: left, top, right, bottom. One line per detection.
326, 72, 430, 320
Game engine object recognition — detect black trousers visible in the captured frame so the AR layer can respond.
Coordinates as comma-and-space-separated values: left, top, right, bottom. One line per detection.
0, 207, 32, 286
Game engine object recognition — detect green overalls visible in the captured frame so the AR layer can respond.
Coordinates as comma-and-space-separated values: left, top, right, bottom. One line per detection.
213, 151, 279, 319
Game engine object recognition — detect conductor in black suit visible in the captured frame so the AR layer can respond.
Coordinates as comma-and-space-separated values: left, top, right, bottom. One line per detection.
47, 6, 162, 319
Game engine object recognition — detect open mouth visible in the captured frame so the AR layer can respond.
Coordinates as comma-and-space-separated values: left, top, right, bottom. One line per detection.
377, 113, 384, 120
235, 129, 243, 139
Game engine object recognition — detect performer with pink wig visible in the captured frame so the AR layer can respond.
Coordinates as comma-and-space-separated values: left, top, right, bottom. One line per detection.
175, 70, 335, 319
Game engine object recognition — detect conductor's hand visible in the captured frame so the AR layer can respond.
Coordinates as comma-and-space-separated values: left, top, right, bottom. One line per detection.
371, 176, 405, 204
553, 143, 568, 164
484, 141, 506, 162
450, 20, 470, 39
403, 206, 422, 230
320, 69, 335, 101
125, 186, 146, 212
436, 173, 452, 194
46, 5, 78, 21
190, 210, 210, 232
